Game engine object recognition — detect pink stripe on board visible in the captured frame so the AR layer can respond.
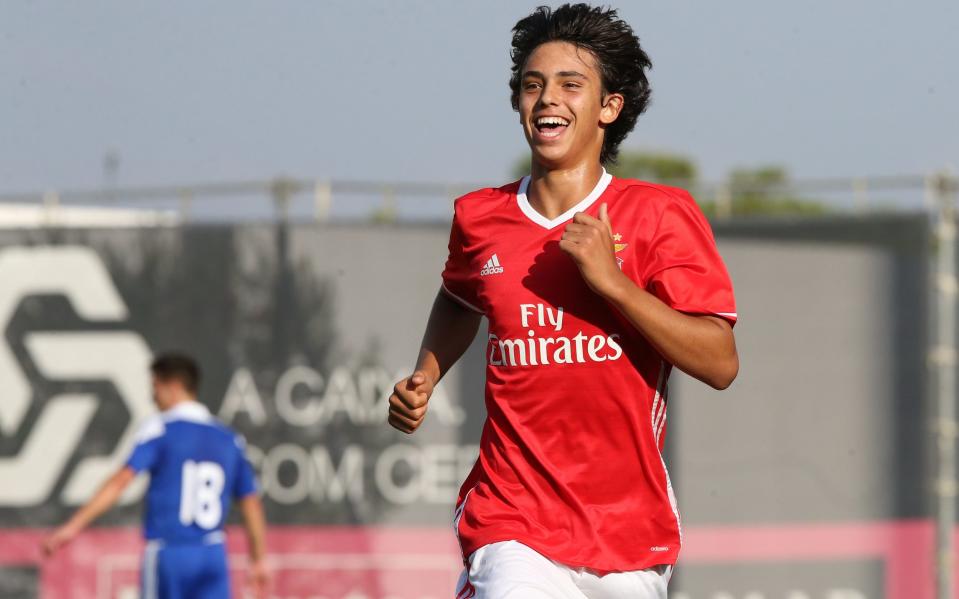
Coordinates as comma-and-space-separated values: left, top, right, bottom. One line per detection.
2, 521, 957, 598
683, 520, 941, 598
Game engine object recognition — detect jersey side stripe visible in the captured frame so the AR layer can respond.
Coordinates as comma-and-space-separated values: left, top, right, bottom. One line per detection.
654, 363, 681, 546
650, 362, 666, 433
658, 375, 669, 442
653, 398, 667, 439
453, 486, 476, 569
653, 362, 669, 442
655, 403, 668, 443
143, 541, 160, 599
659, 453, 683, 548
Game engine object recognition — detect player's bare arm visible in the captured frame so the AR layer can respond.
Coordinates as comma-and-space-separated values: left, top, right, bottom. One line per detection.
238, 494, 271, 599
388, 290, 481, 434
41, 466, 137, 556
560, 203, 739, 389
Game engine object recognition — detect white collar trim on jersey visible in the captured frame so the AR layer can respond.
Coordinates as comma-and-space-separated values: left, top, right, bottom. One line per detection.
516, 169, 612, 230
163, 400, 212, 424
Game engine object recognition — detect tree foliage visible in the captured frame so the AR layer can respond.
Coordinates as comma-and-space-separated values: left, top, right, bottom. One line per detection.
607, 152, 696, 187
509, 151, 828, 217
701, 165, 827, 217
510, 150, 695, 186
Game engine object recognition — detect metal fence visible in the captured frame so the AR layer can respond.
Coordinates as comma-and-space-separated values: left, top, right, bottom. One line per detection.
0, 171, 956, 226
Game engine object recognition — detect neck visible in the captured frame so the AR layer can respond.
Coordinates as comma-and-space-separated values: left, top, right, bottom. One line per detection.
163, 395, 195, 412
527, 160, 605, 220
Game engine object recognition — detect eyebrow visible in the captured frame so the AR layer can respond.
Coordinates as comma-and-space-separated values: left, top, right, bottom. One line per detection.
522, 70, 589, 80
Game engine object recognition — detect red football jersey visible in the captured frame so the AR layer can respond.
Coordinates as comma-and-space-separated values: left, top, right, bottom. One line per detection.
442, 171, 737, 573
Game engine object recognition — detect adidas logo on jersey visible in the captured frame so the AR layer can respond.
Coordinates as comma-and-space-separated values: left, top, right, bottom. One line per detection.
480, 254, 504, 276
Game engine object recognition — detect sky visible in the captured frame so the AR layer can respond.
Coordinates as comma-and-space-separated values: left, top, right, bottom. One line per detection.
1, 0, 957, 195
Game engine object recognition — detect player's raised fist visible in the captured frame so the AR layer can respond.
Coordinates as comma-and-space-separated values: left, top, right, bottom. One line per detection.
388, 370, 435, 434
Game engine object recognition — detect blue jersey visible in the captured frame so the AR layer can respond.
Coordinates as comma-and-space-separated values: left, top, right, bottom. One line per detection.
126, 401, 257, 544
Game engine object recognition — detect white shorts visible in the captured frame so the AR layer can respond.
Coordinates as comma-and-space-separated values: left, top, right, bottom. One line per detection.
455, 540, 672, 599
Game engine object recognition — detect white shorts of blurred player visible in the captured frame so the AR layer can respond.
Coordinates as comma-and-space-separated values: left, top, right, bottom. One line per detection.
455, 540, 672, 599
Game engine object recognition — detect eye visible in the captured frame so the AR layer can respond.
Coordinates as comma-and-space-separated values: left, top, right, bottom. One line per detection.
523, 81, 542, 91
563, 82, 581, 89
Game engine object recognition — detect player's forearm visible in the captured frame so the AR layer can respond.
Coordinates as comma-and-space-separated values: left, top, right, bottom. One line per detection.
603, 275, 739, 389
416, 290, 482, 384
64, 468, 135, 533
239, 496, 267, 563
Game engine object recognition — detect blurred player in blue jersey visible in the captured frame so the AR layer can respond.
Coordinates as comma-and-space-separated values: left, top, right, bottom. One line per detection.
43, 353, 269, 599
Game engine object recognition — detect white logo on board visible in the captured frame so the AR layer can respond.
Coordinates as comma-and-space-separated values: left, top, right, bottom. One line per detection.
0, 246, 153, 506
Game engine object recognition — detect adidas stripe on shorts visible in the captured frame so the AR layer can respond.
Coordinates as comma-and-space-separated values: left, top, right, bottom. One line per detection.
455, 540, 672, 599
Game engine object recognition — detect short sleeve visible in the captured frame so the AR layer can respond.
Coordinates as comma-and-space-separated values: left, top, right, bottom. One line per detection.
232, 435, 258, 499
641, 194, 737, 324
125, 416, 165, 473
441, 207, 483, 313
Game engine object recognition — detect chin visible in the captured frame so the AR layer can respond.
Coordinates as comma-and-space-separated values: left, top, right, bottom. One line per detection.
530, 147, 574, 171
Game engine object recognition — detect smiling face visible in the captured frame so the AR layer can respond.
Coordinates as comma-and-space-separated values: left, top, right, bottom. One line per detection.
519, 41, 623, 172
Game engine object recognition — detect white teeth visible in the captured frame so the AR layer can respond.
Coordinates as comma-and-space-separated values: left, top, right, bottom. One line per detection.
536, 116, 570, 126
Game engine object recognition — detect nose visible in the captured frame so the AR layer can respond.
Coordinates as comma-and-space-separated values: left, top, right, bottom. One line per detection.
537, 81, 559, 108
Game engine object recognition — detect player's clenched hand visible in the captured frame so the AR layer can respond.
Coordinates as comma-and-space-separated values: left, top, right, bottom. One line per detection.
41, 524, 77, 557
559, 203, 627, 298
388, 370, 434, 434
248, 558, 271, 599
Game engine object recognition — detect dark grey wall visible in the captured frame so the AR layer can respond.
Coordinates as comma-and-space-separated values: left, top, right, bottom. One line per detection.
672, 216, 930, 525
0, 215, 933, 597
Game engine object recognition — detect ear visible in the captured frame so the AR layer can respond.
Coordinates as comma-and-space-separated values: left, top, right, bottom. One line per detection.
600, 93, 624, 126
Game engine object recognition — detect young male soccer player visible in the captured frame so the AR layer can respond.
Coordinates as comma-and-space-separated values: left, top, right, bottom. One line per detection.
43, 353, 270, 599
388, 4, 738, 598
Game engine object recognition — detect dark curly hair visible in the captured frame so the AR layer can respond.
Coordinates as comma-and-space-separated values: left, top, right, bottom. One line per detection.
509, 4, 652, 165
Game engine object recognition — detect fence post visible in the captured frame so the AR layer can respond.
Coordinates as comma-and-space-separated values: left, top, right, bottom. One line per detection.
376, 185, 397, 223
853, 177, 869, 213
314, 179, 332, 223
178, 189, 193, 224
42, 190, 60, 228
272, 177, 295, 224
715, 183, 732, 220
270, 177, 296, 369
933, 169, 958, 599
